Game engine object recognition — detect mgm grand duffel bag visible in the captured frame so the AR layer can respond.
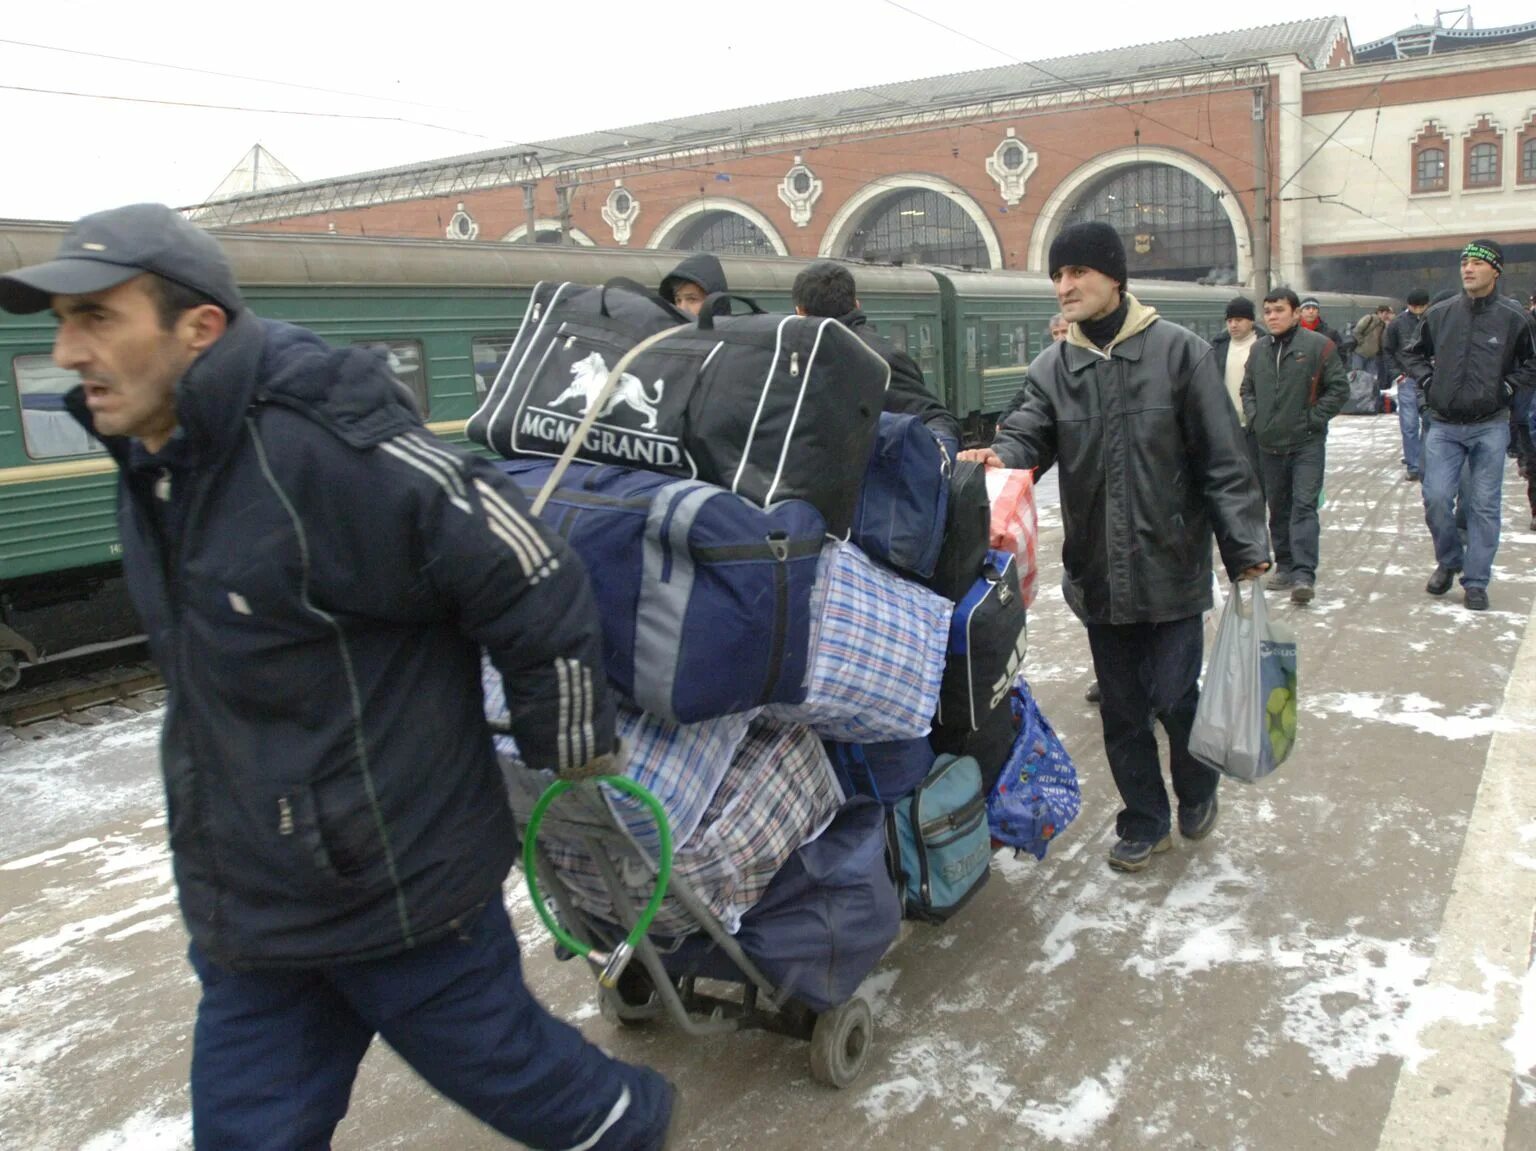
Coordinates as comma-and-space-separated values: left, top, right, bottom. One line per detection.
498, 459, 826, 724
471, 280, 890, 535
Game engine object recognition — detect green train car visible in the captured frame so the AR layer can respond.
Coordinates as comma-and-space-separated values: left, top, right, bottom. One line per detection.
0, 222, 1387, 687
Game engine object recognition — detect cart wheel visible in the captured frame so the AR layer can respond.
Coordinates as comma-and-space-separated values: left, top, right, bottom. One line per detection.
808, 997, 873, 1088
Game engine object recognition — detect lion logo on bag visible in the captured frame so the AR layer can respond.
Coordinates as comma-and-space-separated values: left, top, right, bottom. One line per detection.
549, 352, 665, 431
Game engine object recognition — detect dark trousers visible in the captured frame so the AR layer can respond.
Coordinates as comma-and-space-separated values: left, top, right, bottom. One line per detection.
1514, 387, 1536, 516
188, 898, 671, 1151
1259, 437, 1326, 583
1085, 615, 1217, 842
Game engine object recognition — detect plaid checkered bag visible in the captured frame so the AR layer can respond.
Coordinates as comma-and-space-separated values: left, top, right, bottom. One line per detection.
538, 717, 844, 936
483, 660, 754, 850
766, 540, 951, 742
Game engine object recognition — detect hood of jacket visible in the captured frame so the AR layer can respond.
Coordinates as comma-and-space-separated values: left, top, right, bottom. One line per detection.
1064, 293, 1160, 359
67, 313, 421, 466
659, 252, 728, 302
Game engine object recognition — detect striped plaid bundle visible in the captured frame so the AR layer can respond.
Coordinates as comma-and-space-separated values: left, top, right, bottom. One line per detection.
539, 717, 844, 935
767, 540, 951, 742
483, 660, 754, 850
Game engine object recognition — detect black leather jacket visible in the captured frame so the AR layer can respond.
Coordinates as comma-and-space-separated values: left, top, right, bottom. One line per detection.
991, 296, 1268, 625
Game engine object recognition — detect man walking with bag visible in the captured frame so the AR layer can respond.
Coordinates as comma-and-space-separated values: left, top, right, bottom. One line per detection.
960, 222, 1269, 872
0, 204, 675, 1151
1240, 288, 1350, 605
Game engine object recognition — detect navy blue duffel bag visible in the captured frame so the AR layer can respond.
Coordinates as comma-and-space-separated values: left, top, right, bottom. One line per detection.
824, 738, 935, 804
499, 459, 826, 723
661, 796, 899, 1013
850, 413, 951, 580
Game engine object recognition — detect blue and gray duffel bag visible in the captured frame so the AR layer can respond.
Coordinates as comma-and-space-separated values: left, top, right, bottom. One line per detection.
499, 459, 825, 723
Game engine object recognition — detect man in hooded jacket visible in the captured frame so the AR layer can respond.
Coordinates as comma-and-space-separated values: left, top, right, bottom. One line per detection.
0, 204, 675, 1151
961, 222, 1269, 873
659, 252, 729, 318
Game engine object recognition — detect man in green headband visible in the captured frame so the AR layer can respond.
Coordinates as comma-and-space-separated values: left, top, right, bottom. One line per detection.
1402, 238, 1536, 610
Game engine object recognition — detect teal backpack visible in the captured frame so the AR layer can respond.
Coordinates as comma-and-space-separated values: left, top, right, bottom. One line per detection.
888, 753, 991, 923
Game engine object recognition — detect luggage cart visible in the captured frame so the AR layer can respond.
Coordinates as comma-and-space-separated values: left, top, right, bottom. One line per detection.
506, 769, 876, 1088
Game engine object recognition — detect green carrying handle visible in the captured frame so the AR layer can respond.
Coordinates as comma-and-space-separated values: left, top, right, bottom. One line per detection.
522, 776, 672, 989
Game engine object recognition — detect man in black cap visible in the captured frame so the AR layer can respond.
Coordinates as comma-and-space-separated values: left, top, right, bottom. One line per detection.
1384, 288, 1432, 480
1240, 287, 1351, 605
1212, 296, 1262, 477
961, 221, 1269, 872
1404, 238, 1536, 608
0, 204, 675, 1150
1297, 296, 1346, 350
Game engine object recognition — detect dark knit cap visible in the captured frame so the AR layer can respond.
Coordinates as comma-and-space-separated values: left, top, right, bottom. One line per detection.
1299, 296, 1321, 310
1462, 239, 1503, 274
1224, 296, 1256, 321
1406, 288, 1430, 307
1049, 221, 1127, 286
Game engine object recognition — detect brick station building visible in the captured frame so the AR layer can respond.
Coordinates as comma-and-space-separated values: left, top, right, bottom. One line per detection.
191, 15, 1536, 297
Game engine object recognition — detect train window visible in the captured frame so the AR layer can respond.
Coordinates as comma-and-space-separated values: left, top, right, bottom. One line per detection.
1013, 324, 1029, 365
355, 340, 428, 417
887, 323, 909, 354
917, 323, 935, 374
965, 326, 977, 373
472, 337, 515, 398
13, 356, 106, 460
983, 321, 1002, 369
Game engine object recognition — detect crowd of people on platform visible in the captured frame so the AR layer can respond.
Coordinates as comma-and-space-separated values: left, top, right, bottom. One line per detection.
3, 197, 1533, 1147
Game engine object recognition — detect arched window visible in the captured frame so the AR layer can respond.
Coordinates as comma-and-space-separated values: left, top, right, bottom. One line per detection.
1415, 148, 1448, 193
841, 188, 989, 268
1059, 164, 1236, 283
1467, 142, 1500, 187
674, 210, 775, 256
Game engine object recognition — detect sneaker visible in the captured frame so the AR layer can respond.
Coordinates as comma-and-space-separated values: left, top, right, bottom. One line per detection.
1425, 566, 1459, 596
1405, 470, 1423, 482
1290, 581, 1315, 605
1178, 794, 1220, 840
1085, 680, 1101, 704
1265, 570, 1296, 591
1464, 587, 1489, 612
1108, 834, 1172, 872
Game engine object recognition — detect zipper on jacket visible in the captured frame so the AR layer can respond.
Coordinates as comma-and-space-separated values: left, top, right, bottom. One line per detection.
277, 796, 294, 836
789, 351, 800, 377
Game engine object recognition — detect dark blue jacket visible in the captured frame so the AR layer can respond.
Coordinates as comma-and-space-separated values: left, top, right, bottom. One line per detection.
69, 314, 614, 969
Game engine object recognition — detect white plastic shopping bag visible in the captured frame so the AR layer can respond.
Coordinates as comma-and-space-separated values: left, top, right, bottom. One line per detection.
1189, 580, 1298, 783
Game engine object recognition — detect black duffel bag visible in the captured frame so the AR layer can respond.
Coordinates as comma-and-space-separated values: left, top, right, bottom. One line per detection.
469, 281, 890, 534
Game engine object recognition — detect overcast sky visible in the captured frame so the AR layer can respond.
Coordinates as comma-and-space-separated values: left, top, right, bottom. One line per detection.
3, 1, 1530, 222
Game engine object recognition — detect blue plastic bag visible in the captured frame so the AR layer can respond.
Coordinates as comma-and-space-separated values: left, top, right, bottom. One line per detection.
986, 682, 1081, 860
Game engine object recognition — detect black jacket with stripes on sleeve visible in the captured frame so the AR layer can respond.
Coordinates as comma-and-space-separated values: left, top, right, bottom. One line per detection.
68, 313, 613, 969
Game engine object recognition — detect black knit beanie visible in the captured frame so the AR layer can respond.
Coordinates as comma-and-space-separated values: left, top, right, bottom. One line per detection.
1224, 296, 1256, 321
1049, 221, 1127, 286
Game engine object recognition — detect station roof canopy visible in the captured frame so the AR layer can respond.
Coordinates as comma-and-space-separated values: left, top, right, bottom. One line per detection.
1354, 18, 1536, 62
190, 17, 1348, 228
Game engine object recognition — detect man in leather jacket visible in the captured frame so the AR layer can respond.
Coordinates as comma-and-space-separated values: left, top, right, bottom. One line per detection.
1402, 239, 1536, 610
0, 204, 674, 1151
961, 222, 1269, 872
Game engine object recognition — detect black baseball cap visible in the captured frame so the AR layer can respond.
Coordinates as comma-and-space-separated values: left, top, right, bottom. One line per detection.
0, 203, 243, 316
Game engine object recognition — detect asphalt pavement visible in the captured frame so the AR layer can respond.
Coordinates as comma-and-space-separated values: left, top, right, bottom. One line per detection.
2, 416, 1534, 1150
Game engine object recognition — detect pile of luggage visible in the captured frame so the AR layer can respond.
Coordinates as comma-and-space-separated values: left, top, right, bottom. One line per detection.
474, 278, 1067, 1009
